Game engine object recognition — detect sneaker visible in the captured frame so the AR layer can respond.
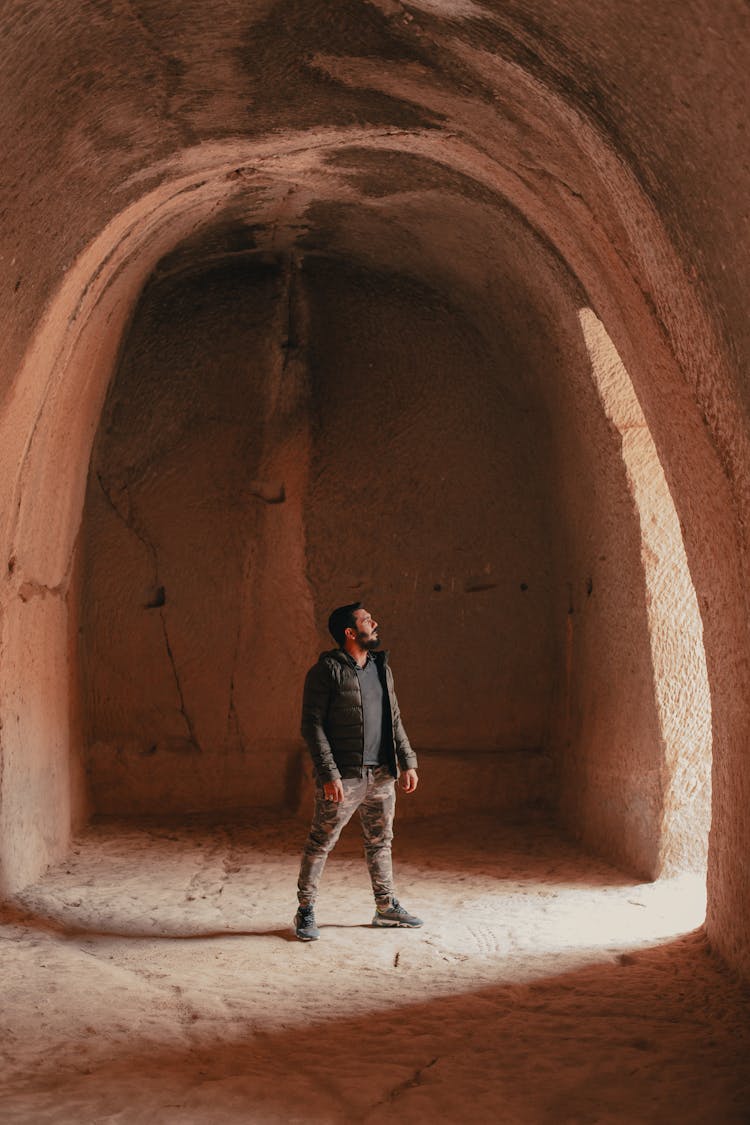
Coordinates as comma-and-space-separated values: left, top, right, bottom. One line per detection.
293, 905, 320, 941
372, 898, 423, 928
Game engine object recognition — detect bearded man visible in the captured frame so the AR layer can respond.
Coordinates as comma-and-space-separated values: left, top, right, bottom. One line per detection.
293, 603, 422, 941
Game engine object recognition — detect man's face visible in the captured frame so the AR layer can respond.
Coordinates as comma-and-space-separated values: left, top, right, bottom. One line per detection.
350, 608, 380, 650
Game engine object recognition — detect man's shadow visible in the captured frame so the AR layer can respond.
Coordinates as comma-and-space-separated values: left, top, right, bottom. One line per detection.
0, 902, 303, 943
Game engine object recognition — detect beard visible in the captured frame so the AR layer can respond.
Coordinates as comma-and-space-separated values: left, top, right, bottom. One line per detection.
358, 631, 381, 650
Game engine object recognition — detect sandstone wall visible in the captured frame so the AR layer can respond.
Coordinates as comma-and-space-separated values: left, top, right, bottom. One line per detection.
81, 253, 557, 814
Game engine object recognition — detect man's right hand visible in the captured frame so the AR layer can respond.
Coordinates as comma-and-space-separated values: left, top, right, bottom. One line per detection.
323, 779, 345, 802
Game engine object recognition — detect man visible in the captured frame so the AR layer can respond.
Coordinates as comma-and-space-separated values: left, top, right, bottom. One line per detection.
294, 603, 422, 941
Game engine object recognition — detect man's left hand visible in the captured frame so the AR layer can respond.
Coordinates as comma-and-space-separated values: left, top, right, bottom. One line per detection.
400, 769, 418, 794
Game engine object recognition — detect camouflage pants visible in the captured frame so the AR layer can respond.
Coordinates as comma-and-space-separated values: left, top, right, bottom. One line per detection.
297, 765, 397, 909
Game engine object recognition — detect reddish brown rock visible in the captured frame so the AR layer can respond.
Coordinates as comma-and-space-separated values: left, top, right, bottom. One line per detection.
0, 1, 749, 981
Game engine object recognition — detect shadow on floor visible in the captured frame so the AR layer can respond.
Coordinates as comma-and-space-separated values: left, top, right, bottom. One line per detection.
3, 930, 749, 1124
0, 902, 302, 942
0, 902, 375, 942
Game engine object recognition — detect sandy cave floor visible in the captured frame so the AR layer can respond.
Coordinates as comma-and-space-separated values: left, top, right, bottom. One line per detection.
1, 812, 749, 1124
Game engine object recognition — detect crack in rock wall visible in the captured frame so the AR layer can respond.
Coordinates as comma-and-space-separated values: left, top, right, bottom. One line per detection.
81, 260, 316, 814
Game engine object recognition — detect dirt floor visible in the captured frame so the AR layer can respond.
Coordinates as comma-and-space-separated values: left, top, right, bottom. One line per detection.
1, 812, 748, 1124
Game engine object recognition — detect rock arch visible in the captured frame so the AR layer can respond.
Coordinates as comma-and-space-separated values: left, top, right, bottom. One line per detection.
1, 2, 748, 975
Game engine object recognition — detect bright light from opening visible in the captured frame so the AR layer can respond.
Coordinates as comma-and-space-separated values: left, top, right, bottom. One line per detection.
578, 308, 712, 880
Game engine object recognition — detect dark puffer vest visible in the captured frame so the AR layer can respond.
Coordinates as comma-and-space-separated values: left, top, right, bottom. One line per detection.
300, 649, 418, 782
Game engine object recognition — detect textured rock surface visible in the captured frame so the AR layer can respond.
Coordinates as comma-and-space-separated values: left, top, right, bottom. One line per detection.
0, 0, 748, 980
81, 255, 556, 814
